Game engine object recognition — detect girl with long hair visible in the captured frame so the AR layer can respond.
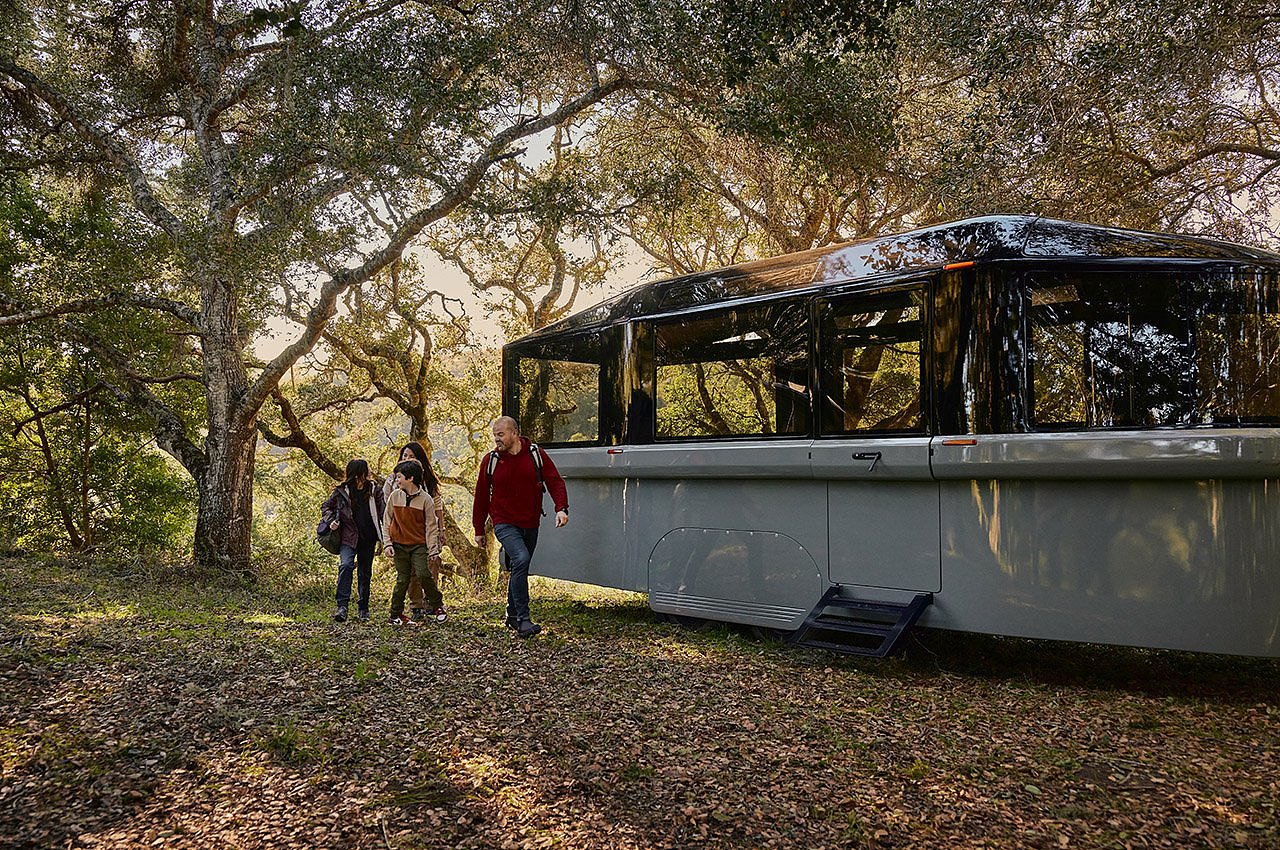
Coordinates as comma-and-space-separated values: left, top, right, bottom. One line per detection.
320, 458, 389, 622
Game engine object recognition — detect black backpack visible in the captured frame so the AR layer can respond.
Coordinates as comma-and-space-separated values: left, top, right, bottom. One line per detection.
316, 519, 342, 554
316, 487, 348, 554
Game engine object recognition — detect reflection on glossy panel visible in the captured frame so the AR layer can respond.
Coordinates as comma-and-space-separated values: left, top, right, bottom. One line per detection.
648, 528, 821, 629
526, 475, 635, 590
632, 477, 827, 630
937, 478, 1280, 655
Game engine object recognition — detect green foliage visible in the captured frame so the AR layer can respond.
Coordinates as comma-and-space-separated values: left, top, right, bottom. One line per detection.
657, 359, 777, 438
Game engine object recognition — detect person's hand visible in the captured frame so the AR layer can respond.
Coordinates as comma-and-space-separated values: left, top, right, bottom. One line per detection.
474, 534, 484, 547
329, 520, 340, 530
382, 545, 393, 557
555, 510, 568, 528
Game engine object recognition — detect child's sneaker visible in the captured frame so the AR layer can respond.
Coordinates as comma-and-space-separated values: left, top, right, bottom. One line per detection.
410, 607, 427, 621
387, 613, 412, 626
432, 606, 448, 622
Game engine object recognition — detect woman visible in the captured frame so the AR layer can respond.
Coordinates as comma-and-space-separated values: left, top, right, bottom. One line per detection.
321, 459, 389, 622
383, 441, 447, 621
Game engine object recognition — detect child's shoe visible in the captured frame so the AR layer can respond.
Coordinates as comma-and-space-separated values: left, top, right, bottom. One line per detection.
387, 613, 412, 626
432, 606, 448, 623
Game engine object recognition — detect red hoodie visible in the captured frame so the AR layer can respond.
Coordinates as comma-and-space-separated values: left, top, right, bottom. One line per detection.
473, 437, 569, 534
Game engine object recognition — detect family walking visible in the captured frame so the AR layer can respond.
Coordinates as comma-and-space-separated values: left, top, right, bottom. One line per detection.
318, 416, 569, 638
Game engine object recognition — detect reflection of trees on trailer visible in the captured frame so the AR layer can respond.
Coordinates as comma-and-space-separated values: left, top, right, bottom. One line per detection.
502, 216, 1280, 657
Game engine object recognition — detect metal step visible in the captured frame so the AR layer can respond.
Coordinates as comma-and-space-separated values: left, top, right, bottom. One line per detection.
789, 586, 933, 658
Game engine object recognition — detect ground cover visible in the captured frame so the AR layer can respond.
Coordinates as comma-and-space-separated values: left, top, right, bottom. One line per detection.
0, 556, 1276, 849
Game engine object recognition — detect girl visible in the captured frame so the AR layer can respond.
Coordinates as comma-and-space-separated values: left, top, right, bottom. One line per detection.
321, 459, 389, 622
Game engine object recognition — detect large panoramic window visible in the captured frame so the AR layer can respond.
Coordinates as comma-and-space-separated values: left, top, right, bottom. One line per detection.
818, 287, 926, 434
1027, 269, 1280, 428
654, 301, 810, 440
511, 334, 601, 444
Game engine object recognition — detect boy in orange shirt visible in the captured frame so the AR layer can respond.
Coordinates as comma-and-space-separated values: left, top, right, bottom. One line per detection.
381, 460, 446, 624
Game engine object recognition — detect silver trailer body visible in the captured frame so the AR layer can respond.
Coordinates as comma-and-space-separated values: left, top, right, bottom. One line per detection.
505, 216, 1280, 657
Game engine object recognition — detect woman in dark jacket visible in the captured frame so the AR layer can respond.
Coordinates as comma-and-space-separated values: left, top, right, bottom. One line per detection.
321, 459, 389, 622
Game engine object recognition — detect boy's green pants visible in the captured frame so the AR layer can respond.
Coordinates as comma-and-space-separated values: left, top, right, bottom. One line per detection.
390, 543, 442, 616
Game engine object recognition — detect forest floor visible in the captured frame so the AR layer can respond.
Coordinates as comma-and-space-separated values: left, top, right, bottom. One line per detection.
0, 555, 1277, 850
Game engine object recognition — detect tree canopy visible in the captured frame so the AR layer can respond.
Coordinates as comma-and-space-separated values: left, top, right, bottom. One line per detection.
1, 0, 1277, 570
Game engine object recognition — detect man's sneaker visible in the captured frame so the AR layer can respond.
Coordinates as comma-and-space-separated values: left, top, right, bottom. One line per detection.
410, 607, 427, 621
516, 619, 542, 639
357, 609, 370, 622
333, 606, 348, 623
387, 613, 413, 626
432, 606, 448, 623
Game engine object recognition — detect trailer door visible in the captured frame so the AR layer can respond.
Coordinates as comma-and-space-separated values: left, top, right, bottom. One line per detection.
812, 285, 941, 592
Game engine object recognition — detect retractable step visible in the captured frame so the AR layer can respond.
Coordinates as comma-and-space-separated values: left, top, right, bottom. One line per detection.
789, 586, 933, 657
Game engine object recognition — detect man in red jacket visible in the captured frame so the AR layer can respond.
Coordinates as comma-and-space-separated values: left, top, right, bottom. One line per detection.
473, 416, 569, 638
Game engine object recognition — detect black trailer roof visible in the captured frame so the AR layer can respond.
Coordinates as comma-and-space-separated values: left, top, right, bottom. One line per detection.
516, 215, 1280, 341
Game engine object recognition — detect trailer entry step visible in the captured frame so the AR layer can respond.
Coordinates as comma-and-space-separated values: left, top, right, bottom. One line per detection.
790, 586, 932, 657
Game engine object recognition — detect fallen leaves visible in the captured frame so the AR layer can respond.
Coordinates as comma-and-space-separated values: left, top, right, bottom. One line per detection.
0, 558, 1278, 849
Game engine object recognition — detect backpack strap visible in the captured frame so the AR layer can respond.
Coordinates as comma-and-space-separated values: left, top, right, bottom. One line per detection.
486, 444, 546, 502
486, 450, 500, 502
528, 442, 545, 489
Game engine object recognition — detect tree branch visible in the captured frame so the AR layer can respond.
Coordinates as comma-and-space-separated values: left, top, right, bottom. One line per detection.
0, 292, 199, 329
0, 60, 186, 240
257, 389, 344, 480
241, 75, 634, 425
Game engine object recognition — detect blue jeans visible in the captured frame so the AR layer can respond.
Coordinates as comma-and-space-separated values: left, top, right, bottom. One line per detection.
336, 540, 376, 611
494, 524, 539, 621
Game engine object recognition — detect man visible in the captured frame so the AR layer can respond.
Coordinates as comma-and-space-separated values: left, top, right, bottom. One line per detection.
473, 416, 569, 638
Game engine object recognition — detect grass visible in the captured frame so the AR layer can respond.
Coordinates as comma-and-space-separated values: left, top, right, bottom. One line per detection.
0, 555, 1278, 850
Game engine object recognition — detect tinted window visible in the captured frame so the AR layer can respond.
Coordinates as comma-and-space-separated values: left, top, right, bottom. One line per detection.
1028, 269, 1280, 428
654, 301, 810, 439
512, 335, 601, 444
819, 287, 926, 434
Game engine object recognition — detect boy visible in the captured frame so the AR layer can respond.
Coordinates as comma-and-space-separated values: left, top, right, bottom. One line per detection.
381, 459, 446, 624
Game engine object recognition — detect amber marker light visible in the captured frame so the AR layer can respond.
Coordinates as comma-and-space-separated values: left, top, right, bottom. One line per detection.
941, 439, 978, 446
943, 261, 975, 270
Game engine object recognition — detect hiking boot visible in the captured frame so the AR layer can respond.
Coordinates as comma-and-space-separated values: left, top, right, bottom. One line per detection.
333, 606, 348, 623
516, 619, 542, 639
357, 609, 370, 622
387, 613, 413, 626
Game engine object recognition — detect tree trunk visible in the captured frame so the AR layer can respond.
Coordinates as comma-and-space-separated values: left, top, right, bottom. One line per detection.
193, 272, 257, 577
447, 512, 489, 579
193, 417, 256, 576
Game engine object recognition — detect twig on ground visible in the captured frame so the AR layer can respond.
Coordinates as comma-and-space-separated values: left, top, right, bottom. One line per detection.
380, 814, 395, 850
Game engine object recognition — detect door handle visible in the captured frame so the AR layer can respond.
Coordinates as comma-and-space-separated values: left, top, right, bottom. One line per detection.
852, 451, 882, 472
